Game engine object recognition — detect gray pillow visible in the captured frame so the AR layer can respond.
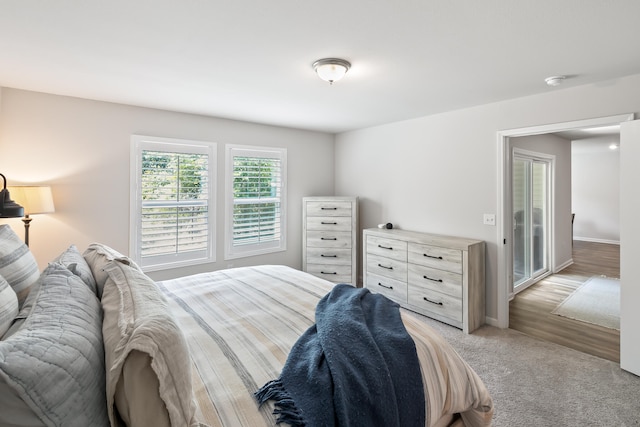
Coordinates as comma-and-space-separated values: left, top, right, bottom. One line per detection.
0, 275, 18, 338
53, 244, 98, 296
0, 262, 109, 427
0, 225, 39, 308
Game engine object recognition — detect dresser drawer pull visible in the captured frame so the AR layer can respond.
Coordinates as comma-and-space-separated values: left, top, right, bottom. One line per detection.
423, 253, 443, 260
377, 264, 393, 270
321, 207, 337, 210
378, 244, 393, 250
423, 275, 443, 283
423, 297, 443, 306
320, 271, 337, 275
321, 237, 337, 240
321, 221, 338, 225
321, 254, 337, 258
377, 282, 393, 290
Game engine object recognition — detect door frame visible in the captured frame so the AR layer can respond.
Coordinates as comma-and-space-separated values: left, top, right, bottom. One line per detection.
512, 148, 554, 294
495, 113, 634, 328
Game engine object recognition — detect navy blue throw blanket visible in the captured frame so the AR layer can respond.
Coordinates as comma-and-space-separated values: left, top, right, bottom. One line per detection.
255, 284, 425, 427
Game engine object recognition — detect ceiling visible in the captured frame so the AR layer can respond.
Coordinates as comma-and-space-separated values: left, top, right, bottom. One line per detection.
1, 1, 640, 134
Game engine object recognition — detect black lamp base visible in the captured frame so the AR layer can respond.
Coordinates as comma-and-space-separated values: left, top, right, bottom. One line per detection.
22, 215, 32, 247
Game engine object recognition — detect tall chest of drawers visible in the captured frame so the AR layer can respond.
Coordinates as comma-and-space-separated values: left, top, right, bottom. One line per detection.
363, 228, 485, 333
303, 197, 358, 285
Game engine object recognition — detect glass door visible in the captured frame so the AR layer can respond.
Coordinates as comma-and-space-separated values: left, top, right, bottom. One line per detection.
513, 151, 550, 292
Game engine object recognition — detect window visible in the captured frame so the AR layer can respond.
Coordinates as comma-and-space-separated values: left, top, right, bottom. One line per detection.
225, 145, 286, 259
130, 135, 216, 271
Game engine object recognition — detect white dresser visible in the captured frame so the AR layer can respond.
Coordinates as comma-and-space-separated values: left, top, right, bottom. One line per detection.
303, 197, 358, 285
363, 228, 485, 333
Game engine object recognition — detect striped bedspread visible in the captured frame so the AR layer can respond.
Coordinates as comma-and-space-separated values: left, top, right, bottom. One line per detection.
157, 265, 493, 427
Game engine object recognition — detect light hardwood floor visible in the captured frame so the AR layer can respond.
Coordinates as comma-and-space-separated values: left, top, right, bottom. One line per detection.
509, 240, 620, 362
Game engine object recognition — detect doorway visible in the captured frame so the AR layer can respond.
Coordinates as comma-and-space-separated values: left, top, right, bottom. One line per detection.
512, 149, 552, 293
496, 113, 634, 328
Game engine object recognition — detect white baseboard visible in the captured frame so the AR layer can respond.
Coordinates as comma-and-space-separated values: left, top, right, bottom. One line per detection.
484, 316, 500, 328
554, 258, 574, 273
574, 236, 620, 245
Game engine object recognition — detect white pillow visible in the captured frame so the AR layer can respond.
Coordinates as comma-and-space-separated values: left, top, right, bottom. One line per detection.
0, 225, 39, 308
83, 243, 140, 299
0, 276, 18, 338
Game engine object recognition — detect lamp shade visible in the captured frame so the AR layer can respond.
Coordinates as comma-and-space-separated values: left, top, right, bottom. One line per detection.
7, 186, 55, 216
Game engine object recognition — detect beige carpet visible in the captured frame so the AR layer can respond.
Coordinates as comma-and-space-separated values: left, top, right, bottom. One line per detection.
552, 276, 620, 329
402, 310, 640, 427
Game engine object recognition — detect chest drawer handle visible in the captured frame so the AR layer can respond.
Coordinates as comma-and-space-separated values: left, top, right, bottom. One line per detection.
321, 221, 338, 225
321, 237, 337, 240
321, 207, 338, 210
321, 254, 337, 258
377, 282, 393, 290
377, 263, 393, 270
423, 297, 443, 306
423, 253, 443, 260
321, 271, 337, 275
378, 244, 393, 250
423, 275, 443, 283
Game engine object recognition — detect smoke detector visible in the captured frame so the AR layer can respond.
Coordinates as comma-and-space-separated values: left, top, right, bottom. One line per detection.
545, 75, 566, 86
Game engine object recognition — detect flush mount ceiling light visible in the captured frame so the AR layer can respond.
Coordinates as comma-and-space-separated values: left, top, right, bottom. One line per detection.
312, 58, 351, 84
545, 75, 566, 86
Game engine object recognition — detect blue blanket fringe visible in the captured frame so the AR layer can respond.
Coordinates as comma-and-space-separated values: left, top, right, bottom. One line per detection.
255, 379, 306, 426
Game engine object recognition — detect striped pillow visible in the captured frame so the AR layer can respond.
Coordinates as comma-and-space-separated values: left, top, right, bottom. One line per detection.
0, 225, 39, 308
0, 275, 19, 338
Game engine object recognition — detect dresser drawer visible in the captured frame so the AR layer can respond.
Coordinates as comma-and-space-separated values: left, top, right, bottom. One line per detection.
306, 201, 353, 217
306, 247, 352, 265
408, 263, 462, 298
366, 236, 407, 262
365, 272, 407, 305
306, 231, 352, 248
366, 253, 407, 282
306, 263, 352, 284
407, 287, 462, 323
408, 242, 462, 274
306, 216, 353, 232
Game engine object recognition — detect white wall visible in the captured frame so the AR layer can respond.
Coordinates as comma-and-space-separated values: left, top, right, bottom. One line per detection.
571, 137, 620, 243
0, 88, 335, 281
335, 73, 640, 322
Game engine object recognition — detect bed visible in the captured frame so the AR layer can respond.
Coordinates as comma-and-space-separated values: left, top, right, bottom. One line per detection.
0, 224, 493, 427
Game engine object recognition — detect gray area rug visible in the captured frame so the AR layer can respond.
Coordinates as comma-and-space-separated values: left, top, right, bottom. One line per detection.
552, 276, 620, 329
402, 310, 640, 427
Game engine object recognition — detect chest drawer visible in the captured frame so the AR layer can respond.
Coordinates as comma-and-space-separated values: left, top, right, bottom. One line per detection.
306, 216, 353, 232
306, 201, 353, 217
365, 272, 407, 305
306, 247, 352, 265
306, 231, 352, 248
408, 242, 462, 274
408, 263, 462, 298
305, 263, 352, 284
366, 253, 407, 282
366, 236, 407, 262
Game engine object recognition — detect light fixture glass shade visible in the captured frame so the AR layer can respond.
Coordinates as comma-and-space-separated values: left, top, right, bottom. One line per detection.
313, 58, 351, 84
7, 186, 55, 215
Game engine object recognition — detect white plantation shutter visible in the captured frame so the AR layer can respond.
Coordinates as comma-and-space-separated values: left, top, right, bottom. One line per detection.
131, 136, 216, 270
225, 145, 286, 259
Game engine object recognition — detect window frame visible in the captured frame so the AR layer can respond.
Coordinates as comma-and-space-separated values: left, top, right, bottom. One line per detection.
224, 144, 287, 260
130, 134, 217, 271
